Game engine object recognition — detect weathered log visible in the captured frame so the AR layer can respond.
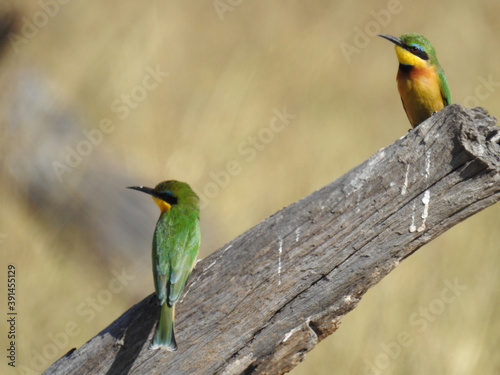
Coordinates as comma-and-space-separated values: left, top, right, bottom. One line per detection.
43, 105, 500, 375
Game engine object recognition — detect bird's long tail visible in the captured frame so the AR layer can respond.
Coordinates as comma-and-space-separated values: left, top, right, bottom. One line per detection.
150, 303, 177, 351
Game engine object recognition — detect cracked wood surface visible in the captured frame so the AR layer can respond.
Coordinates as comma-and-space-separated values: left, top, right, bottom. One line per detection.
43, 105, 500, 375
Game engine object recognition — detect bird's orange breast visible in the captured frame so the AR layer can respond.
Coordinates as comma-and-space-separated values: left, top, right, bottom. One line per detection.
397, 64, 445, 127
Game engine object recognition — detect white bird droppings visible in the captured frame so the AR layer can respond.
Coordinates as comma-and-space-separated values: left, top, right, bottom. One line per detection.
278, 238, 283, 285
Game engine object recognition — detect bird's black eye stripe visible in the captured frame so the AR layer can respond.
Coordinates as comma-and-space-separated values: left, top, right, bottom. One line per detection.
405, 45, 429, 60
159, 191, 178, 205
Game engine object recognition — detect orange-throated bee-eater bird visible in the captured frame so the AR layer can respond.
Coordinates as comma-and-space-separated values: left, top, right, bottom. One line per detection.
378, 33, 451, 128
128, 180, 200, 351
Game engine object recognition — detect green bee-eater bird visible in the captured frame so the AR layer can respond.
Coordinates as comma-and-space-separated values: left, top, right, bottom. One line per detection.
378, 33, 451, 128
128, 180, 200, 351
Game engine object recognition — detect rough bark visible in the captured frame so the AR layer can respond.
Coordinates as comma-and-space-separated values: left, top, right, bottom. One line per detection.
43, 105, 500, 375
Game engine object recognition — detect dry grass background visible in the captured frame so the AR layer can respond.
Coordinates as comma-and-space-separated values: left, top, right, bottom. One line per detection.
1, 0, 500, 374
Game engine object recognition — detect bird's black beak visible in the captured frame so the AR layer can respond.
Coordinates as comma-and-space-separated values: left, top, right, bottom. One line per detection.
128, 185, 178, 206
127, 186, 157, 197
377, 34, 404, 48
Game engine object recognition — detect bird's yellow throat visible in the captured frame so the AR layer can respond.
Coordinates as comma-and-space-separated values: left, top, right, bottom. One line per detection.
395, 45, 427, 69
152, 197, 172, 213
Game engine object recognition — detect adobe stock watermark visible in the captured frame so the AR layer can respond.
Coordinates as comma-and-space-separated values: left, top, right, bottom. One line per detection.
363, 278, 467, 374
17, 268, 135, 374
213, 0, 244, 21
340, 0, 405, 63
8, 0, 73, 54
51, 64, 168, 182
463, 74, 500, 108
198, 106, 297, 208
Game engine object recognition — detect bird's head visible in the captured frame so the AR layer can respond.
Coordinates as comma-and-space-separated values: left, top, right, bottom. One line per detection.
128, 180, 198, 214
378, 33, 438, 69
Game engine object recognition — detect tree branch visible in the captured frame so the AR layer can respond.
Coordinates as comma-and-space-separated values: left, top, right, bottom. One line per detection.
43, 105, 500, 375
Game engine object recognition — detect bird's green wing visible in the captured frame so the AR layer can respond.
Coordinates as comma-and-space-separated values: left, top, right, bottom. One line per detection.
168, 222, 200, 305
438, 69, 451, 106
152, 209, 200, 307
152, 223, 170, 305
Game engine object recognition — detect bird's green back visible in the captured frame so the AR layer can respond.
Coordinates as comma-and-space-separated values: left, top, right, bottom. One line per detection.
152, 182, 200, 307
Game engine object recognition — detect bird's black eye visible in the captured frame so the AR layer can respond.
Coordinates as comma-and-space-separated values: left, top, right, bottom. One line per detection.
159, 191, 178, 205
407, 44, 429, 60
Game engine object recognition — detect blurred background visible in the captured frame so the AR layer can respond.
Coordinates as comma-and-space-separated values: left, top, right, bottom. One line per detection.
0, 0, 499, 374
